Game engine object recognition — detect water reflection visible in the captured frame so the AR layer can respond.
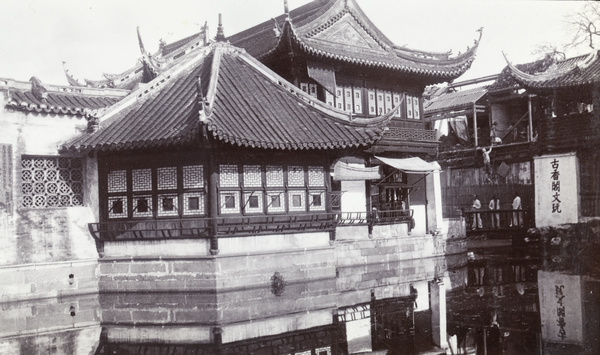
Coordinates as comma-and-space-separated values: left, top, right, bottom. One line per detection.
446, 246, 542, 355
1, 241, 598, 354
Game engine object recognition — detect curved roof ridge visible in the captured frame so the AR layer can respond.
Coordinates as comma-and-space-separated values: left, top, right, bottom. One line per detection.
503, 51, 578, 83
393, 29, 482, 66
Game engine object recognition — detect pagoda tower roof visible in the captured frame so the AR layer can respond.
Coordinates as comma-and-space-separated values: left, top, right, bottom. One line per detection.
229, 0, 481, 82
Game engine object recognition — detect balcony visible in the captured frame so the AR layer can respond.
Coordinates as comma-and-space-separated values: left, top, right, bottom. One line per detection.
88, 210, 414, 243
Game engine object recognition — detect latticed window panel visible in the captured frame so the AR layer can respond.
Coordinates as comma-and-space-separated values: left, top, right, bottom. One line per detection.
288, 166, 305, 187
21, 156, 84, 208
266, 166, 284, 187
157, 167, 177, 190
288, 190, 306, 212
107, 170, 127, 193
309, 190, 326, 211
132, 195, 153, 218
183, 192, 205, 215
219, 165, 239, 187
183, 165, 204, 189
108, 196, 128, 219
243, 191, 263, 213
266, 191, 285, 213
220, 191, 240, 214
132, 169, 152, 191
308, 166, 324, 187
158, 194, 179, 217
243, 165, 262, 187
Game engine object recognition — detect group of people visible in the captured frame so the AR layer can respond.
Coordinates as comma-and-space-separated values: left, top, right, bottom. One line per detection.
470, 193, 522, 230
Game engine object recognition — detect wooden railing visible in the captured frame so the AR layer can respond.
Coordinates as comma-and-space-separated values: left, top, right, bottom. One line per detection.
463, 209, 531, 232
88, 209, 414, 242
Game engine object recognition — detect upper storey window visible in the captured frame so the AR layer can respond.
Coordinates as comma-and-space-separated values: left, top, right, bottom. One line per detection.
298, 82, 420, 119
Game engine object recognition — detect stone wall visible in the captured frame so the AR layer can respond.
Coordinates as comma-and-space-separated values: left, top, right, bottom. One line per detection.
0, 293, 100, 353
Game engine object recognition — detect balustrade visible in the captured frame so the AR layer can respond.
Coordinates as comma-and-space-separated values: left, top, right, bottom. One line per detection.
463, 209, 531, 232
88, 209, 415, 242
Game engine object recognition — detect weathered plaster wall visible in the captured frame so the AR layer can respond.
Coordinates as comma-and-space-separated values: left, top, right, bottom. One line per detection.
0, 89, 99, 300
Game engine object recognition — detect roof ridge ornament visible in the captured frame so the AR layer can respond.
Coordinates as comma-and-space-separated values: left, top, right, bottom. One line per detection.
62, 61, 85, 87
284, 0, 290, 20
197, 75, 211, 122
201, 21, 209, 46
29, 76, 48, 102
137, 26, 146, 56
215, 14, 226, 42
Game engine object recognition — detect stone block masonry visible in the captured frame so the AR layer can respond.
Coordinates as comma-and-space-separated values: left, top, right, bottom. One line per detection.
0, 259, 98, 303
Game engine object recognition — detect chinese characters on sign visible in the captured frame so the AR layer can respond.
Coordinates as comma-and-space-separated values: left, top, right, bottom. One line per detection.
551, 159, 561, 213
555, 285, 567, 340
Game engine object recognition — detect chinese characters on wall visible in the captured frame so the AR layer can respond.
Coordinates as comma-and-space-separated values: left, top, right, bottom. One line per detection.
555, 285, 567, 340
551, 159, 561, 213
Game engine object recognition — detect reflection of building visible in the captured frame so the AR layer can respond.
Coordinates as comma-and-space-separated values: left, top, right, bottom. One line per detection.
0, 0, 482, 352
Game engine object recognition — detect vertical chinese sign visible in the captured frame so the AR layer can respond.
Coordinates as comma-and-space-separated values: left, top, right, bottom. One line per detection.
538, 271, 584, 345
0, 144, 12, 215
534, 153, 579, 227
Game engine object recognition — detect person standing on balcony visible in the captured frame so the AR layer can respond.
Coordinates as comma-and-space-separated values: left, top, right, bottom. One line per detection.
489, 195, 500, 229
472, 194, 483, 229
511, 192, 522, 227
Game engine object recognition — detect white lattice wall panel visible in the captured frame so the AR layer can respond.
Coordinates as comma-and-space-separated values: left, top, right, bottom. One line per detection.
21, 156, 83, 208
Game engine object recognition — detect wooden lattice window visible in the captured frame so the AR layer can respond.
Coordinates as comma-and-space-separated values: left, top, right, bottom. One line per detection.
104, 164, 205, 219
21, 156, 83, 208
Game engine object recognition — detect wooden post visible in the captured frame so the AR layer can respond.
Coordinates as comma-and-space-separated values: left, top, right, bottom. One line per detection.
208, 153, 219, 255
528, 95, 534, 141
473, 102, 478, 147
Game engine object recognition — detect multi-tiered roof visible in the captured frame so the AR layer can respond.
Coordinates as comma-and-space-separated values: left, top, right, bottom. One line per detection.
66, 0, 481, 89
61, 42, 395, 153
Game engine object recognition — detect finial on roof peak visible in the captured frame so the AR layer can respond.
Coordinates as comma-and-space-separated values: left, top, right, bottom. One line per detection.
215, 13, 226, 42
284, 0, 289, 16
137, 26, 147, 55
201, 21, 209, 46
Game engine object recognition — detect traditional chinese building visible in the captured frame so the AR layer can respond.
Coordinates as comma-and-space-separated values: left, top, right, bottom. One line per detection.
0, 0, 482, 351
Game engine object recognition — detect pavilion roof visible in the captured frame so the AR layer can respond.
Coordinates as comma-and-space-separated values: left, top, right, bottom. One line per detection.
503, 50, 600, 90
61, 42, 395, 154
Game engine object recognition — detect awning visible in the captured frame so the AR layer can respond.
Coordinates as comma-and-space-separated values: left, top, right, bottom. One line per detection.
333, 161, 382, 181
307, 60, 336, 95
375, 156, 441, 174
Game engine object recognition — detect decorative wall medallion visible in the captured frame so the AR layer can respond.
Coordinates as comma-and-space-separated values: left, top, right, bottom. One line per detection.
270, 271, 287, 296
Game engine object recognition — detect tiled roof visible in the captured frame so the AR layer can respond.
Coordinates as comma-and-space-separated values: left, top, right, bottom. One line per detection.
230, 0, 479, 81
61, 43, 392, 153
3, 78, 126, 116
504, 51, 600, 90
424, 86, 488, 114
